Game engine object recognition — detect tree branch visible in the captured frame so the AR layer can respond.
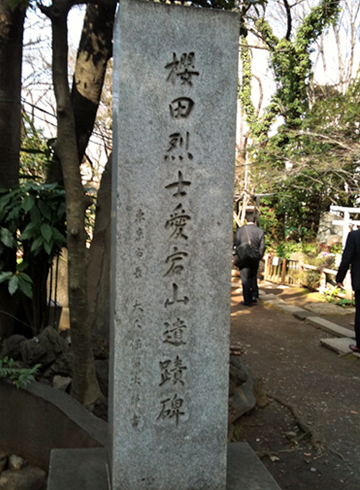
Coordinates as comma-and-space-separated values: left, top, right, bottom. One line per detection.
283, 0, 292, 40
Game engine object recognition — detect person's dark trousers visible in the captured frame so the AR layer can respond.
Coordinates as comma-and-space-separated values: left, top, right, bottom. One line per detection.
251, 263, 260, 299
355, 290, 360, 348
240, 261, 258, 305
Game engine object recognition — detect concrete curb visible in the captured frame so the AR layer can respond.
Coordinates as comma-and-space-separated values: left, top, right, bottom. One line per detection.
258, 288, 358, 359
320, 338, 360, 358
306, 316, 355, 339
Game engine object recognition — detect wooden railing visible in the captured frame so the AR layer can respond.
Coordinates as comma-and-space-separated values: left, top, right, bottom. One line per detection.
262, 254, 352, 299
263, 255, 300, 286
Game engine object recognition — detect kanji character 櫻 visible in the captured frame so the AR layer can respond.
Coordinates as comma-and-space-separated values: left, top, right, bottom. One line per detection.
165, 52, 199, 86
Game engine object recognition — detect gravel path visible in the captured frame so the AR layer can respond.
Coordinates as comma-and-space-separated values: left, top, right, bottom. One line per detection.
230, 281, 360, 490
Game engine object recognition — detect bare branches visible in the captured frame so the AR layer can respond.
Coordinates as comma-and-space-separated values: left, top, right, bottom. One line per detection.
283, 0, 292, 40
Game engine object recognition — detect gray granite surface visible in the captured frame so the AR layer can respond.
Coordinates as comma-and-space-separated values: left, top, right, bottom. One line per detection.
47, 449, 109, 490
47, 444, 282, 490
110, 1, 239, 489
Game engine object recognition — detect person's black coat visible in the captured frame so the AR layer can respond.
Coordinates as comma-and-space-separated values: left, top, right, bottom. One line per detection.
234, 223, 265, 259
336, 229, 360, 291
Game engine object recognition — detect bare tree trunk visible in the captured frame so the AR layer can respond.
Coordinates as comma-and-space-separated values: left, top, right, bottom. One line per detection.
71, 3, 114, 344
72, 3, 115, 162
333, 24, 344, 93
42, 0, 102, 406
344, 0, 360, 86
0, 0, 25, 339
0, 0, 24, 188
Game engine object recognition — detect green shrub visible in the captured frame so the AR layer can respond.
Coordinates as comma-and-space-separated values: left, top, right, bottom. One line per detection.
0, 357, 41, 389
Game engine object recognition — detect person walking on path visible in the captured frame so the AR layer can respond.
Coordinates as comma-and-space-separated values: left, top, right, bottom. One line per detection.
336, 228, 360, 353
234, 212, 265, 306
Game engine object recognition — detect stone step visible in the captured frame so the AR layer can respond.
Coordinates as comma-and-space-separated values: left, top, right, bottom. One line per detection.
48, 443, 282, 490
320, 337, 360, 358
227, 442, 282, 489
306, 316, 355, 339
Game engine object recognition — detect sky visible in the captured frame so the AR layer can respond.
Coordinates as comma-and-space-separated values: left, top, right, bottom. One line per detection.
21, 1, 360, 177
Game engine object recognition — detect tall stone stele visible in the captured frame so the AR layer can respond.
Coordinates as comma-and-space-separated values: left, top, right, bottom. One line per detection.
110, 1, 239, 488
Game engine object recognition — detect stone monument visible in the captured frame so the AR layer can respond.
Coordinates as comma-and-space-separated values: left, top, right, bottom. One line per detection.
46, 2, 282, 489
110, 1, 239, 489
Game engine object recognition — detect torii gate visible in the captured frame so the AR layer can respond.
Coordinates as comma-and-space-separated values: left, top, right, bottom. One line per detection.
330, 205, 360, 249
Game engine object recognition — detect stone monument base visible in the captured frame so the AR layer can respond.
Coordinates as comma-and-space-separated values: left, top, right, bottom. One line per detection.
47, 443, 281, 490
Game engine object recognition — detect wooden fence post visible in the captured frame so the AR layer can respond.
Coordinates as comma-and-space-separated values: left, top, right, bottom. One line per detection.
281, 258, 287, 284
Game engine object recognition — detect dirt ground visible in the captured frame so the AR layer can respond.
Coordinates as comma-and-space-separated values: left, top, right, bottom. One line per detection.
230, 280, 360, 490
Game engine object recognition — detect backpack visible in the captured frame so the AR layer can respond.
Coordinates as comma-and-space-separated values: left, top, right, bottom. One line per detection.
233, 226, 260, 268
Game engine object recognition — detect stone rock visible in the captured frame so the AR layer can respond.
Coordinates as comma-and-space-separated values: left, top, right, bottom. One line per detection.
52, 375, 72, 392
20, 340, 53, 366
317, 212, 343, 243
229, 383, 256, 425
228, 378, 236, 397
51, 353, 73, 377
0, 466, 46, 490
229, 355, 242, 371
0, 335, 27, 360
252, 378, 268, 408
0, 453, 8, 474
228, 423, 235, 442
8, 454, 26, 471
327, 234, 342, 247
229, 364, 248, 385
229, 357, 250, 398
20, 326, 70, 366
228, 365, 256, 425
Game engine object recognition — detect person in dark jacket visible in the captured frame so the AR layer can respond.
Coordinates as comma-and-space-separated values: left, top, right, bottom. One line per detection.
234, 212, 265, 306
336, 228, 360, 353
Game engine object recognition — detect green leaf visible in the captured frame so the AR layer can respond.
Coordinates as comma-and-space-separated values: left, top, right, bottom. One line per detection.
20, 221, 40, 241
30, 236, 43, 254
43, 240, 53, 255
0, 192, 14, 209
0, 271, 12, 284
18, 276, 33, 298
8, 275, 19, 296
52, 227, 67, 246
57, 202, 66, 219
17, 272, 32, 283
7, 204, 22, 221
0, 228, 16, 248
30, 205, 41, 223
38, 200, 52, 221
22, 194, 35, 213
40, 223, 52, 242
